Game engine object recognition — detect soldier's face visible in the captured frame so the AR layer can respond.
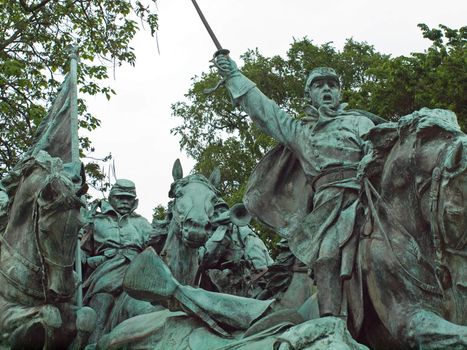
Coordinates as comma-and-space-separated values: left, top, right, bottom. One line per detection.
109, 195, 136, 215
309, 78, 340, 110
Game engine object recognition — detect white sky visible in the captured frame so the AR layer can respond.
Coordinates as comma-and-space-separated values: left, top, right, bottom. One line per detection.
84, 0, 466, 220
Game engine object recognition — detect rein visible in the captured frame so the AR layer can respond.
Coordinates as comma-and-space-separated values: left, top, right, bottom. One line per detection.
363, 136, 467, 295
363, 178, 444, 296
34, 177, 81, 301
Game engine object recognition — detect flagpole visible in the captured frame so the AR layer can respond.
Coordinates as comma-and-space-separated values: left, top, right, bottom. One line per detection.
67, 46, 84, 307
68, 46, 79, 163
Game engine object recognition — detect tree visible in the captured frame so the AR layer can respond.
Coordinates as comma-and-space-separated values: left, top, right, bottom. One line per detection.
171, 24, 466, 251
0, 0, 158, 190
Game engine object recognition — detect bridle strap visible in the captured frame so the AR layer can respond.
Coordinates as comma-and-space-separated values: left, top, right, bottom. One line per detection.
0, 225, 46, 299
0, 234, 41, 272
42, 254, 75, 269
363, 178, 443, 296
446, 247, 467, 258
33, 199, 48, 301
428, 168, 447, 276
0, 266, 45, 299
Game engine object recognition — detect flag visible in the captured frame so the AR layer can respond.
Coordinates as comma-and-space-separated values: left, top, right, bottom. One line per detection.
31, 48, 79, 164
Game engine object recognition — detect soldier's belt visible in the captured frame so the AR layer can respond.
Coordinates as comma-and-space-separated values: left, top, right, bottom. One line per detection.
312, 167, 357, 191
102, 247, 140, 258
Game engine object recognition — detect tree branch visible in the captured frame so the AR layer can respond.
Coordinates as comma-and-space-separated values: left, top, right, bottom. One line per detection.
18, 0, 53, 13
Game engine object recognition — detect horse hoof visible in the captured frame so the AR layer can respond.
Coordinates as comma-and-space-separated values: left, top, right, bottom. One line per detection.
76, 306, 97, 333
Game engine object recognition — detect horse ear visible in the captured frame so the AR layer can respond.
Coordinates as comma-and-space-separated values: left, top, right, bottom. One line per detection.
172, 159, 183, 181
446, 141, 464, 171
209, 167, 221, 189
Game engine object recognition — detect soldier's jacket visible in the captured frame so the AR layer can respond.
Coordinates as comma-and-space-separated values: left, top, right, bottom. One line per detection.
84, 201, 152, 255
225, 74, 374, 178
82, 200, 154, 261
225, 73, 375, 267
81, 200, 155, 300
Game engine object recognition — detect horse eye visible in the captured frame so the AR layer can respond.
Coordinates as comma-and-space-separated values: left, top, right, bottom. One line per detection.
40, 229, 49, 236
41, 184, 58, 202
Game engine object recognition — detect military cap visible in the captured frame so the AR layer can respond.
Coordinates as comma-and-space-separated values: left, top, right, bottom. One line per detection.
305, 67, 340, 90
109, 179, 137, 197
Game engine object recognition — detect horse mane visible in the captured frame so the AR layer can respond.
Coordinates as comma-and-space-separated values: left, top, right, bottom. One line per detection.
361, 108, 463, 181
1, 151, 63, 216
168, 173, 218, 198
398, 107, 462, 141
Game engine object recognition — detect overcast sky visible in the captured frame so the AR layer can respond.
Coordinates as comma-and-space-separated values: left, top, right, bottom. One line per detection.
83, 0, 466, 220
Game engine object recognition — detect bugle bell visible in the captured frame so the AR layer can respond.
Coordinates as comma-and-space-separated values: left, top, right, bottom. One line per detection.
229, 203, 252, 227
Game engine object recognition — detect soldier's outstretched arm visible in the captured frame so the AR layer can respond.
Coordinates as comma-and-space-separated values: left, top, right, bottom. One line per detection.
215, 54, 304, 151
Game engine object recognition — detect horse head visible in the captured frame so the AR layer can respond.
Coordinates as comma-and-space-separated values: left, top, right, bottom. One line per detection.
35, 172, 84, 301
1, 151, 84, 303
429, 136, 467, 303
168, 159, 222, 249
360, 109, 467, 347
399, 112, 467, 290
437, 138, 467, 254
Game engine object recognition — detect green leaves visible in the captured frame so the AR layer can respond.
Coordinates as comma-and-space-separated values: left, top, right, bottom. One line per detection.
0, 0, 158, 183
172, 24, 466, 252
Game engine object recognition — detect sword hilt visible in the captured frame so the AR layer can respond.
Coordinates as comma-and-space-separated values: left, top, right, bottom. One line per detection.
214, 48, 230, 57
204, 48, 231, 94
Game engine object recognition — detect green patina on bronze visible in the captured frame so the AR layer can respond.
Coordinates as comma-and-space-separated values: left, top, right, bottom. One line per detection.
80, 179, 160, 343
0, 41, 465, 350
0, 51, 96, 349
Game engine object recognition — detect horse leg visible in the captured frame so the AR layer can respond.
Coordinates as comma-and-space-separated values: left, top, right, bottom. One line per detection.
87, 292, 114, 344
405, 310, 467, 349
9, 304, 62, 350
60, 304, 96, 350
363, 238, 467, 349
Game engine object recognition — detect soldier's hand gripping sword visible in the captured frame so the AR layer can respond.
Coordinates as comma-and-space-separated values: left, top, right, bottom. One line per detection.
190, 0, 231, 93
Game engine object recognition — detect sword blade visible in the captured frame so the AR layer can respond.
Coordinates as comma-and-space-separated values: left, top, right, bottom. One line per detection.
191, 0, 223, 51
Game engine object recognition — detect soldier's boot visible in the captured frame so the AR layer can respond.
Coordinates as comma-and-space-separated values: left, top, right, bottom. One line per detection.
313, 256, 343, 317
87, 292, 114, 344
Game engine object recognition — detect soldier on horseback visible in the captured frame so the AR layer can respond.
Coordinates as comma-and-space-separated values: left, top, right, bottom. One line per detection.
214, 55, 380, 319
81, 179, 159, 342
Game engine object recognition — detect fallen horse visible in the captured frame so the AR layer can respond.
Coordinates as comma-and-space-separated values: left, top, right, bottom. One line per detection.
96, 247, 366, 350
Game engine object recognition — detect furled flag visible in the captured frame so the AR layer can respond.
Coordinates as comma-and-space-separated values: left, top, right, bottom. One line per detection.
30, 47, 80, 164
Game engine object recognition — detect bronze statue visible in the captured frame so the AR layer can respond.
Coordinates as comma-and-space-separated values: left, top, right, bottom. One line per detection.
215, 56, 378, 319
0, 49, 96, 349
0, 152, 95, 349
80, 179, 159, 342
355, 108, 467, 349
155, 159, 273, 296
94, 109, 467, 350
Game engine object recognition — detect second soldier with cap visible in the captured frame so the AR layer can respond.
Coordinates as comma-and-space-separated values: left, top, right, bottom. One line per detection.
81, 179, 161, 343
